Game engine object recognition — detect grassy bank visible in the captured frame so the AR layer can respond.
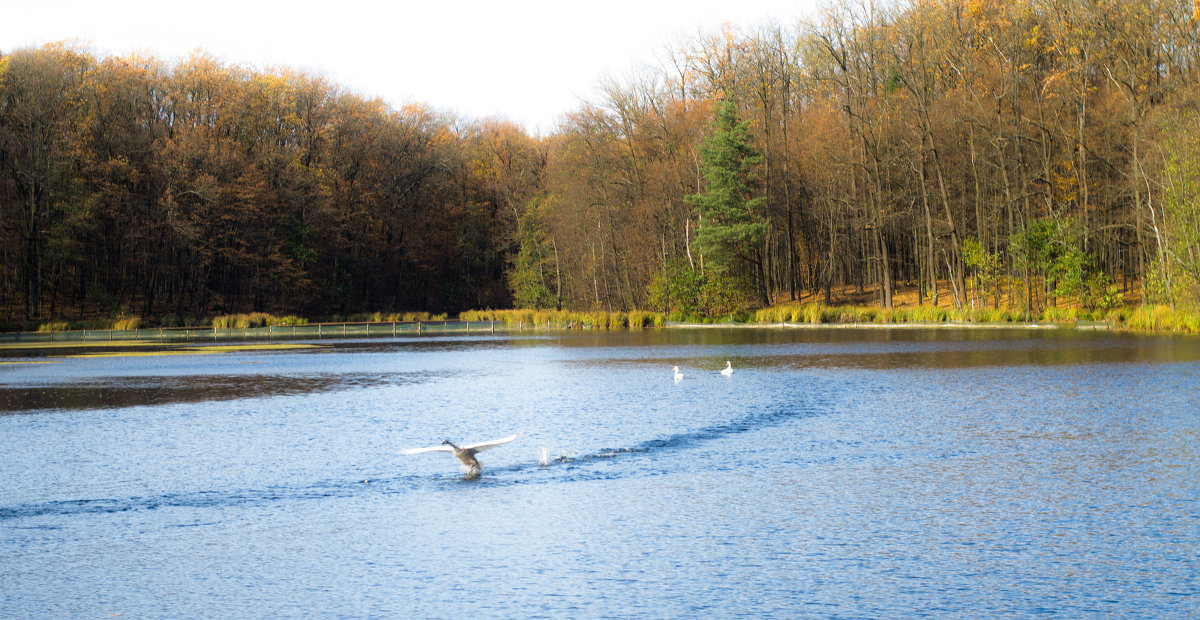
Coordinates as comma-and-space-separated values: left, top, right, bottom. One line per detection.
459, 309, 664, 329
211, 313, 308, 328
6, 311, 443, 333
26, 316, 152, 332
749, 303, 1052, 326
1103, 305, 1200, 333
8, 304, 1200, 335
751, 303, 1026, 325
751, 302, 1200, 334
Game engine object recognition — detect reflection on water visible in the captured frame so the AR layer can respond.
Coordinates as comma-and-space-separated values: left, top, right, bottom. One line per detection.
1, 328, 1197, 617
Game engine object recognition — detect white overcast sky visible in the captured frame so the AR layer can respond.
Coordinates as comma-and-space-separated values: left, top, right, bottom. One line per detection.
2, 0, 823, 134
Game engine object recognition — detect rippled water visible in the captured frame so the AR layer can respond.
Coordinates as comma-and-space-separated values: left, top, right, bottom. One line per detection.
2, 328, 1198, 617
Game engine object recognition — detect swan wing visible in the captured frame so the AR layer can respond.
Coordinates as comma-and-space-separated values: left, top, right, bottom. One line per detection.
462, 433, 522, 452
399, 445, 454, 455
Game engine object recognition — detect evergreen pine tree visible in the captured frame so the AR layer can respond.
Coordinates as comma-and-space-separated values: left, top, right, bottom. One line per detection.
686, 98, 769, 306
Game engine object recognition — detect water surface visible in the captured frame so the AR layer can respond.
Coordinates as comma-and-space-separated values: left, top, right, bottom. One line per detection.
2, 328, 1198, 617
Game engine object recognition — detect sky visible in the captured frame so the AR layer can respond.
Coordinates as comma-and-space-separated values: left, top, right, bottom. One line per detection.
2, 0, 823, 134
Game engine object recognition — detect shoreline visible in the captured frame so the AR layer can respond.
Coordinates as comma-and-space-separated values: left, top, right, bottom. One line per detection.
0, 319, 1112, 351
13, 306, 1200, 347
670, 321, 1072, 330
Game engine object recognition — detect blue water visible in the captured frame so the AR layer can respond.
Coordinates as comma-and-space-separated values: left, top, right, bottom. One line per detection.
2, 328, 1198, 617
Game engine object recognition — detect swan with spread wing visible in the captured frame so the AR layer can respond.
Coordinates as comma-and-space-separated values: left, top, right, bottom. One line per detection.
400, 433, 522, 476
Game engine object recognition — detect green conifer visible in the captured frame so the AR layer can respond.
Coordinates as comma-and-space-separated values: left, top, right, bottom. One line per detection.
686, 98, 769, 305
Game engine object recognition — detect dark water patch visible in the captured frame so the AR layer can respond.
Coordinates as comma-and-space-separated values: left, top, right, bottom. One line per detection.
0, 370, 455, 414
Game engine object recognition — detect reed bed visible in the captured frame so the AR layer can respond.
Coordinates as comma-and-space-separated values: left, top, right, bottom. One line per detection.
17, 304, 1200, 336
459, 309, 665, 329
752, 303, 1029, 325
112, 317, 143, 330
753, 302, 1200, 332
346, 311, 446, 323
35, 317, 143, 332
1040, 306, 1079, 324
211, 313, 307, 329
1109, 305, 1200, 333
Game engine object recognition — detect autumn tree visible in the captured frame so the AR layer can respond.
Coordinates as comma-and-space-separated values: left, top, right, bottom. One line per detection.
0, 44, 92, 318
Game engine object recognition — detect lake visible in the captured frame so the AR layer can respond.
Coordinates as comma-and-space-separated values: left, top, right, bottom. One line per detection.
2, 327, 1198, 618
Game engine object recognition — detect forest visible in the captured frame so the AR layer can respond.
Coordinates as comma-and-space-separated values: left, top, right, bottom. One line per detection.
4, 0, 1200, 324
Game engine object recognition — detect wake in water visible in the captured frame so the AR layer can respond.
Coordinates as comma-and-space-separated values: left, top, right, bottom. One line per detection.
519, 397, 826, 476
537, 446, 573, 467
0, 477, 378, 521
2, 398, 828, 522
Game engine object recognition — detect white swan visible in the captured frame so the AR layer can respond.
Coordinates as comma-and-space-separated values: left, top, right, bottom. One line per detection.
673, 365, 684, 382
400, 433, 521, 476
721, 361, 733, 376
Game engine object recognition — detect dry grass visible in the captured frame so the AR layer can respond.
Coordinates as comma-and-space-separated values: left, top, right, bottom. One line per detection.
1109, 305, 1200, 333
211, 313, 307, 328
459, 309, 665, 329
783, 278, 1143, 312
348, 311, 445, 323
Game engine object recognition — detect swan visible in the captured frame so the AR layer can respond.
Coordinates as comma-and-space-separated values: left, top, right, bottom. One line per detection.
721, 361, 733, 376
400, 433, 521, 476
673, 365, 684, 382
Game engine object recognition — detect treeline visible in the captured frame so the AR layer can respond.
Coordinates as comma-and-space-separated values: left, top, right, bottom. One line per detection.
5, 0, 1200, 323
0, 46, 543, 320
525, 0, 1200, 316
